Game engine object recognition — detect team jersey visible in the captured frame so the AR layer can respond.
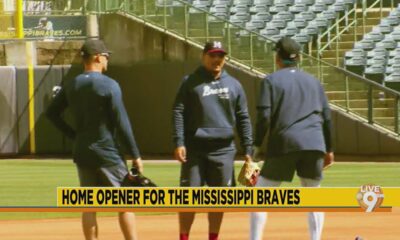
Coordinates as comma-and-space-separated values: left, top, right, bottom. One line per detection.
173, 66, 253, 155
46, 71, 140, 167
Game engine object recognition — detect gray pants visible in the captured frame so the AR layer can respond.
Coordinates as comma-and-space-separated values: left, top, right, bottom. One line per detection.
261, 151, 325, 182
77, 161, 128, 187
180, 139, 237, 187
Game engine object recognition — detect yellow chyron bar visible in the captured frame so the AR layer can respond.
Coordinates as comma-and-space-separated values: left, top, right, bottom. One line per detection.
57, 187, 400, 212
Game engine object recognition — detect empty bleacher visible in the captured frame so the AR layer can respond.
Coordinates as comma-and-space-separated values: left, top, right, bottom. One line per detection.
185, 0, 356, 48
345, 4, 400, 91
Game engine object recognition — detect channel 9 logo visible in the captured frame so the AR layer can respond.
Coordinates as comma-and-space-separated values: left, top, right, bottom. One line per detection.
356, 184, 384, 212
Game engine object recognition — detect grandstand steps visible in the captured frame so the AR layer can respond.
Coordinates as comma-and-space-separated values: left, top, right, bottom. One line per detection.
373, 117, 395, 128
326, 90, 391, 101
331, 99, 395, 108
356, 10, 391, 19
351, 108, 395, 118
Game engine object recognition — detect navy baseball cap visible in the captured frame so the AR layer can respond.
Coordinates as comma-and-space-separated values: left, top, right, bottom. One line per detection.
203, 41, 227, 55
81, 39, 112, 56
274, 37, 301, 61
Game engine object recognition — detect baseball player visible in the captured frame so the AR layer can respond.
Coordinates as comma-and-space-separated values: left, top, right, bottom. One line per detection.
46, 39, 142, 240
250, 37, 334, 240
173, 41, 253, 240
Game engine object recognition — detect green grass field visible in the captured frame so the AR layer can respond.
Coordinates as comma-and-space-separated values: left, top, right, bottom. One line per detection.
0, 160, 399, 220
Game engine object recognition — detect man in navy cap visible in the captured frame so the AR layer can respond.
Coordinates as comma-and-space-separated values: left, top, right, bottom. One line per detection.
250, 37, 334, 240
47, 39, 142, 240
173, 41, 253, 240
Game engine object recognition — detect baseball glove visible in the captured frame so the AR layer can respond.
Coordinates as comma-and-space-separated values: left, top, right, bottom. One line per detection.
237, 161, 260, 187
122, 167, 157, 187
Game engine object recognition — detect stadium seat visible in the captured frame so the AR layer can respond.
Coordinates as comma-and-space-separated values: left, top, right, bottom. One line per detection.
342, 0, 356, 5
260, 25, 280, 37
274, 11, 294, 22
366, 48, 388, 59
294, 0, 315, 6
389, 30, 400, 42
345, 49, 365, 59
252, 12, 273, 22
245, 19, 266, 30
309, 3, 327, 13
253, 0, 274, 6
354, 39, 375, 51
385, 72, 400, 81
345, 56, 366, 75
385, 72, 400, 93
210, 5, 229, 15
388, 56, 400, 66
329, 1, 345, 12
389, 8, 400, 18
300, 23, 319, 36
213, 0, 233, 5
374, 23, 394, 34
249, 4, 269, 14
389, 48, 400, 58
381, 15, 400, 26
316, 0, 335, 5
289, 3, 308, 13
366, 56, 387, 66
229, 13, 251, 27
280, 26, 299, 36
269, 19, 287, 29
299, 11, 316, 21
193, 0, 211, 8
269, 3, 289, 14
376, 37, 397, 50
364, 31, 385, 43
385, 64, 400, 75
292, 17, 308, 28
320, 9, 338, 21
313, 16, 330, 30
274, 0, 295, 5
233, 0, 253, 6
293, 32, 311, 45
230, 4, 249, 14
364, 65, 386, 84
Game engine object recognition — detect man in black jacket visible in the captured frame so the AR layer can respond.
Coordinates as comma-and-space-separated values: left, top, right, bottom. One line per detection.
47, 39, 142, 240
250, 37, 334, 240
173, 41, 253, 240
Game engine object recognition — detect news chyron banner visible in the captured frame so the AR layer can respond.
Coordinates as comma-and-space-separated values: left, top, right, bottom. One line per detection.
0, 15, 86, 39
57, 185, 400, 212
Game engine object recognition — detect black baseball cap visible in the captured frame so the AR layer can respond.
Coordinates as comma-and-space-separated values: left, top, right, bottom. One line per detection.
81, 39, 112, 56
203, 41, 227, 55
274, 37, 301, 61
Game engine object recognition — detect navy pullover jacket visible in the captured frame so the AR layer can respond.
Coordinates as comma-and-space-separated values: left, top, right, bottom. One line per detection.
254, 67, 333, 156
46, 71, 140, 168
173, 66, 253, 155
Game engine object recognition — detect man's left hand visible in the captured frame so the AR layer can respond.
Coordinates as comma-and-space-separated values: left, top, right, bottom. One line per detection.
132, 158, 143, 173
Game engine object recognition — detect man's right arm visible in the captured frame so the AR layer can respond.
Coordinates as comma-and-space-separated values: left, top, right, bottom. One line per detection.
254, 78, 272, 148
320, 85, 333, 153
172, 78, 188, 162
320, 85, 334, 169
